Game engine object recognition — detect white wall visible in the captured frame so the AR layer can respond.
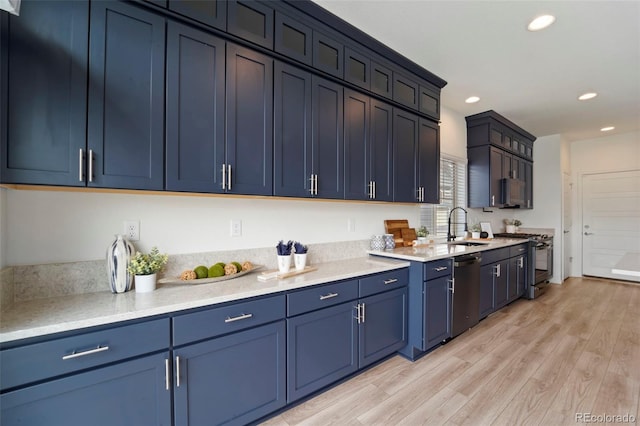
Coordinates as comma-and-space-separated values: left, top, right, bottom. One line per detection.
4, 189, 419, 265
439, 106, 467, 159
570, 131, 640, 277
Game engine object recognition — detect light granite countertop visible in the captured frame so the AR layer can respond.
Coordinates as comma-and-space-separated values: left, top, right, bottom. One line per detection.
367, 238, 529, 262
0, 256, 409, 344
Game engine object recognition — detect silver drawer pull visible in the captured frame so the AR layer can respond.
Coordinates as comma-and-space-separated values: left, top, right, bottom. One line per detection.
320, 292, 338, 300
434, 266, 448, 272
224, 313, 253, 323
383, 278, 398, 285
62, 345, 109, 360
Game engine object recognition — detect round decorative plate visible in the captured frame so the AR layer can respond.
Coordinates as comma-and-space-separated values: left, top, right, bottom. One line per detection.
158, 264, 264, 285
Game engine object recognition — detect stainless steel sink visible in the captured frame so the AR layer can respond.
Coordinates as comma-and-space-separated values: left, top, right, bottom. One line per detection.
448, 241, 488, 246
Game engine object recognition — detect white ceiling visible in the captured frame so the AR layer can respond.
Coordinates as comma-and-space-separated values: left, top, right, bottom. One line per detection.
312, 0, 640, 141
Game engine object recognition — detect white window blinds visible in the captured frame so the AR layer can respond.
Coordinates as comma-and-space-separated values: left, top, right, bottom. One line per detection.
420, 155, 467, 237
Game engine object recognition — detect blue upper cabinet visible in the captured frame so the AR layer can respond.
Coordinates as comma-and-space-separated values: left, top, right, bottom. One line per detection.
369, 99, 394, 201
226, 44, 273, 196
312, 76, 344, 199
344, 48, 371, 91
392, 108, 419, 203
88, 1, 165, 190
371, 61, 393, 100
417, 118, 440, 204
0, 0, 88, 186
168, 0, 227, 30
273, 62, 313, 197
393, 73, 419, 111
344, 89, 370, 201
165, 22, 226, 193
227, 0, 274, 49
274, 11, 312, 66
313, 31, 344, 79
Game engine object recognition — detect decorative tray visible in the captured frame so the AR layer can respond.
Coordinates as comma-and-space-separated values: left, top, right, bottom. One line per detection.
158, 264, 264, 285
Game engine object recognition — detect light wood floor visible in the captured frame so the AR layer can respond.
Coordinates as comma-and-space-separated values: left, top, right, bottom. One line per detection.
262, 277, 640, 426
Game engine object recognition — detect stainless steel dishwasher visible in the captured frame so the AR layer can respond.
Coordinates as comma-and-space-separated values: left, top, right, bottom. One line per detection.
451, 254, 482, 338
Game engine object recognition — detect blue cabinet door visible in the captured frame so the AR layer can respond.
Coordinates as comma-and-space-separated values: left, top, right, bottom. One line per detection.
312, 76, 344, 199
226, 44, 273, 196
424, 275, 451, 350
509, 255, 527, 301
88, 1, 165, 190
369, 99, 394, 201
165, 22, 225, 193
479, 263, 496, 319
392, 108, 418, 202
287, 302, 357, 402
494, 259, 509, 309
0, 352, 171, 426
174, 321, 286, 426
359, 287, 407, 369
344, 89, 370, 200
418, 118, 440, 204
273, 62, 313, 197
168, 0, 226, 30
1, 0, 88, 186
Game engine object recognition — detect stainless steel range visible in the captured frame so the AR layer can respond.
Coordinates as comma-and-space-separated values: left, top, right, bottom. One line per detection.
493, 232, 553, 299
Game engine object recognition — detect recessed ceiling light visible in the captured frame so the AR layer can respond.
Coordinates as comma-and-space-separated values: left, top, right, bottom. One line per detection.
600, 126, 615, 132
527, 15, 556, 31
465, 96, 480, 104
578, 92, 598, 101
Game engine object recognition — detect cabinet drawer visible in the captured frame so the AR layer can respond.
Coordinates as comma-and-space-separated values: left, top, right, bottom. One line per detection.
359, 268, 408, 297
424, 259, 452, 281
482, 247, 511, 264
287, 280, 358, 317
173, 295, 285, 346
0, 318, 169, 391
510, 243, 529, 257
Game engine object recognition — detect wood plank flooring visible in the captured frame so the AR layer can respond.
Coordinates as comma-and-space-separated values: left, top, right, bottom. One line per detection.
262, 277, 640, 425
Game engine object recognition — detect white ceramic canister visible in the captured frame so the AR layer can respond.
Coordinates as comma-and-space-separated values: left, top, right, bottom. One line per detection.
107, 234, 135, 293
383, 234, 395, 250
370, 235, 385, 251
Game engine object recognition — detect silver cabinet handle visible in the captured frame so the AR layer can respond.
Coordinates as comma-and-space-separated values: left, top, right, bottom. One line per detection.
78, 149, 84, 182
165, 358, 170, 390
362, 302, 365, 323
175, 356, 181, 387
421, 187, 425, 202
491, 195, 495, 206
384, 278, 398, 285
497, 263, 501, 277
319, 292, 338, 300
88, 149, 94, 183
373, 181, 376, 199
519, 257, 524, 268
368, 181, 373, 199
314, 174, 318, 195
227, 164, 232, 191
222, 164, 227, 190
434, 266, 448, 272
309, 174, 315, 195
354, 304, 361, 324
224, 313, 253, 323
62, 345, 109, 360
584, 232, 594, 236
448, 278, 455, 294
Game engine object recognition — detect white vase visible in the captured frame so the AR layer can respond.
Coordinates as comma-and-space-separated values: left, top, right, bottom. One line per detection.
471, 232, 481, 239
277, 255, 291, 273
135, 273, 157, 293
506, 225, 516, 233
294, 253, 307, 271
107, 234, 135, 293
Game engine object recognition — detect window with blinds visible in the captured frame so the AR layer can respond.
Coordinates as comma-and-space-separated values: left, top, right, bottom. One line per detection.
420, 155, 467, 237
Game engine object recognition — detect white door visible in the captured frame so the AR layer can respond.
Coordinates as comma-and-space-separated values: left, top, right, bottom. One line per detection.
562, 172, 572, 281
582, 170, 640, 282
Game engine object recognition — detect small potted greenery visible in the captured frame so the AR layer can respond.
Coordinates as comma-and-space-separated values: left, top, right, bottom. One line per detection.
416, 226, 429, 244
513, 219, 522, 231
127, 247, 168, 293
504, 218, 517, 233
470, 223, 482, 239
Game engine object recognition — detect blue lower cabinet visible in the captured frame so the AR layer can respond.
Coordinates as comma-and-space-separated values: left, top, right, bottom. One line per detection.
173, 321, 286, 426
286, 302, 358, 403
0, 352, 171, 426
424, 275, 451, 349
358, 287, 407, 369
479, 263, 496, 319
494, 260, 510, 309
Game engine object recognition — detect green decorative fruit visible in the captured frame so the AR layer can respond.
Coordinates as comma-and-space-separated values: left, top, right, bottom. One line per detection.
208, 264, 225, 278
214, 262, 225, 269
194, 265, 208, 279
232, 262, 243, 273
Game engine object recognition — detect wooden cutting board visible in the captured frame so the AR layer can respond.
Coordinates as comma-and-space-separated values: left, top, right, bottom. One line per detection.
384, 219, 409, 246
401, 228, 417, 246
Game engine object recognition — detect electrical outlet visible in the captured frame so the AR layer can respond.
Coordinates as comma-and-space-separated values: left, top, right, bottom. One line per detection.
124, 221, 140, 241
230, 219, 242, 237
